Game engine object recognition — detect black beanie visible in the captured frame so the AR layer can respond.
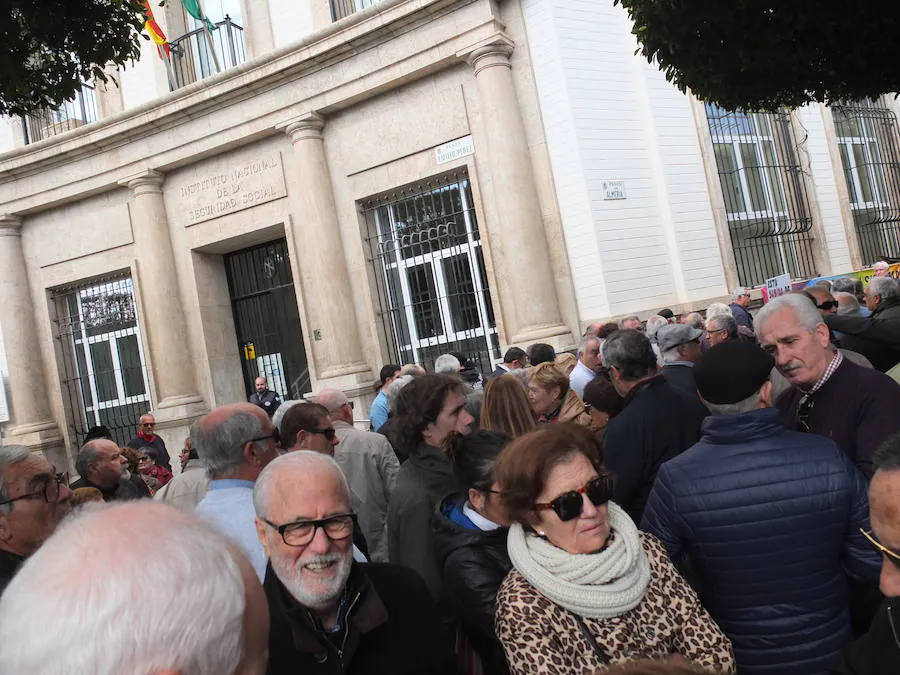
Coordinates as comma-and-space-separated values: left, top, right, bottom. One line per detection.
695, 342, 775, 404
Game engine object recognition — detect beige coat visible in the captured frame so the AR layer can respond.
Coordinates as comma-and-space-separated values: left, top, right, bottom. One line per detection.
153, 459, 210, 511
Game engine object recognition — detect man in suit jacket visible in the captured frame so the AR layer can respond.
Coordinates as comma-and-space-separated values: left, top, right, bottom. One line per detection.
489, 347, 528, 379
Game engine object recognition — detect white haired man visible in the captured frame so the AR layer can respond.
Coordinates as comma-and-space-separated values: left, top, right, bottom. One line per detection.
126, 413, 172, 471
254, 452, 454, 675
729, 287, 754, 332
0, 445, 71, 594
315, 388, 399, 563
657, 324, 703, 396
0, 501, 268, 674
569, 334, 602, 398
758, 293, 900, 478
873, 260, 891, 277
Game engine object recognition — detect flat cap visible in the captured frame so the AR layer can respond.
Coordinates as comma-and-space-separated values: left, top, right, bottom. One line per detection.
656, 324, 703, 352
695, 341, 775, 405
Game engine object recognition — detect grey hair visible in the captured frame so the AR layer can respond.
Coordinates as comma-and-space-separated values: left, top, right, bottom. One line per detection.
253, 451, 351, 518
869, 275, 900, 302
683, 312, 704, 329
505, 368, 530, 388
731, 286, 749, 301
193, 410, 266, 479
706, 302, 731, 319
619, 315, 641, 328
273, 400, 303, 439
434, 354, 461, 374
645, 315, 668, 339
834, 292, 861, 315
74, 440, 106, 482
832, 277, 863, 296
578, 333, 601, 356
602, 330, 657, 381
385, 374, 414, 412
705, 389, 762, 416
707, 312, 738, 339
0, 445, 31, 514
400, 363, 427, 377
662, 346, 684, 364
756, 293, 822, 334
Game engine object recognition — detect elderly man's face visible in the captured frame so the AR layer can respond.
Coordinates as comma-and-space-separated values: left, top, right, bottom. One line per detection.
0, 455, 72, 557
865, 284, 884, 312
869, 470, 900, 597
138, 415, 156, 435
622, 319, 642, 331
581, 339, 603, 373
875, 263, 891, 278
705, 318, 728, 347
759, 307, 833, 388
256, 467, 354, 614
89, 441, 127, 489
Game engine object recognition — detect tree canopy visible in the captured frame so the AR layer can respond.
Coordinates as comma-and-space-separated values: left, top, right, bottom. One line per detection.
613, 0, 900, 110
0, 0, 146, 117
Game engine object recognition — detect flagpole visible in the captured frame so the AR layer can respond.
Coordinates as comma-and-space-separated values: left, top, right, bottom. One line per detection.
195, 0, 222, 74
159, 45, 178, 90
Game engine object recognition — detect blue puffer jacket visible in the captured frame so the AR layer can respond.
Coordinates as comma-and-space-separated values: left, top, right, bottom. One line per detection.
641, 408, 880, 675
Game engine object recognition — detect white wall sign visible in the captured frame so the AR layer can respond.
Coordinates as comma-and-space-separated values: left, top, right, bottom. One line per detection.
435, 136, 475, 165
765, 273, 792, 301
602, 180, 627, 200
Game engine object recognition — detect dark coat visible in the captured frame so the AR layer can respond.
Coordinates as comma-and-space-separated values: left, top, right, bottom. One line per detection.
264, 562, 455, 675
660, 363, 699, 397
127, 435, 172, 470
249, 389, 282, 417
0, 549, 23, 596
431, 494, 511, 675
387, 442, 460, 599
730, 302, 754, 331
828, 300, 900, 371
642, 408, 880, 675
825, 312, 900, 344
776, 358, 900, 478
489, 366, 509, 380
602, 376, 709, 524
70, 475, 144, 502
832, 601, 900, 675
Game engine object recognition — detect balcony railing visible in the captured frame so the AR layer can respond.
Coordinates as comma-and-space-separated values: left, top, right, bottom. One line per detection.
169, 16, 246, 90
330, 0, 382, 21
22, 83, 98, 145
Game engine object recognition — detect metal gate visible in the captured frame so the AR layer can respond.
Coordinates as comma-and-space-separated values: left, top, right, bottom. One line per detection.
706, 104, 818, 287
52, 274, 151, 448
362, 170, 500, 375
832, 99, 900, 265
224, 239, 310, 401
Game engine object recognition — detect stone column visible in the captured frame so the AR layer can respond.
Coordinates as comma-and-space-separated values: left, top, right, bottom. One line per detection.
461, 37, 572, 346
121, 172, 206, 418
279, 114, 372, 388
0, 215, 63, 453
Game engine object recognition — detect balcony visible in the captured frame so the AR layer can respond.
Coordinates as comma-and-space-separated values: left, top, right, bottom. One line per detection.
330, 0, 382, 21
22, 83, 99, 145
169, 16, 246, 90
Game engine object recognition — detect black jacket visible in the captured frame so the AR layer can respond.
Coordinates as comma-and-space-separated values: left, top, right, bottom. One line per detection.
431, 494, 511, 675
602, 376, 708, 524
0, 549, 24, 596
826, 302, 900, 372
660, 363, 699, 397
70, 475, 144, 502
250, 389, 282, 417
265, 562, 455, 675
832, 600, 900, 675
729, 302, 754, 331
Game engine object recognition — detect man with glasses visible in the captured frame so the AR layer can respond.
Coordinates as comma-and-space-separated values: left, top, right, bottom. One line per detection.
0, 445, 71, 594
126, 413, 172, 471
280, 402, 339, 456
642, 341, 879, 674
254, 451, 453, 675
194, 403, 280, 581
729, 286, 755, 332
704, 312, 737, 348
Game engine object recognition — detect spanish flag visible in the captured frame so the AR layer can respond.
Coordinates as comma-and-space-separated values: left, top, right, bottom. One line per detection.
143, 1, 170, 59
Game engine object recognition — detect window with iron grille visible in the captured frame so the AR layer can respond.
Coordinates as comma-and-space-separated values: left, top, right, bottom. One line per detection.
831, 99, 900, 265
51, 274, 151, 448
362, 170, 500, 375
706, 104, 818, 287
330, 0, 381, 21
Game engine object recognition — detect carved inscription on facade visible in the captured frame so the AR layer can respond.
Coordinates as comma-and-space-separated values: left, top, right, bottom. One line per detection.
181, 154, 286, 225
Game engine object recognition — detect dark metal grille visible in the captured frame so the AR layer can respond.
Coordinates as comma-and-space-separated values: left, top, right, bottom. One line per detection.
330, 0, 380, 21
706, 104, 818, 287
832, 98, 900, 265
362, 170, 500, 375
224, 239, 310, 401
51, 274, 151, 448
21, 82, 98, 145
169, 16, 246, 90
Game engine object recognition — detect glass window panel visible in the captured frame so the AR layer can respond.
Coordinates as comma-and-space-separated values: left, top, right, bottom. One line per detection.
853, 144, 876, 203
407, 263, 443, 338
74, 344, 95, 410
89, 341, 119, 403
117, 335, 146, 398
753, 113, 772, 137
761, 142, 786, 211
713, 144, 746, 214
442, 254, 479, 333
739, 143, 768, 212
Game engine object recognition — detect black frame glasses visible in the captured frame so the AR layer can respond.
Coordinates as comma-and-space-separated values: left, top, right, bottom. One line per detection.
0, 472, 68, 508
263, 513, 358, 547
534, 474, 616, 522
305, 426, 336, 441
246, 428, 281, 447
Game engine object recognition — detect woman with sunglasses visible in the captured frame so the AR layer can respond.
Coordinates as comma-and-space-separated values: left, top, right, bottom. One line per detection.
494, 424, 734, 673
432, 430, 514, 675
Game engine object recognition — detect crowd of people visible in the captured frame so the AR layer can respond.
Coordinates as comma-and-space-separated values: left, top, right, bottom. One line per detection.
3, 273, 900, 674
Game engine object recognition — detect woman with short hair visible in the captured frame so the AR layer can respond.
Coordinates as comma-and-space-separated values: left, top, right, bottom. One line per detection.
494, 424, 734, 674
527, 363, 591, 426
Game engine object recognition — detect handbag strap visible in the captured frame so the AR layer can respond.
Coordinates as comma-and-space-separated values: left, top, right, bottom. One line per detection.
573, 615, 610, 666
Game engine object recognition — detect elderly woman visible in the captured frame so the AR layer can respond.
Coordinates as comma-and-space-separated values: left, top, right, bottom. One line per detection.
494, 424, 734, 674
527, 362, 591, 426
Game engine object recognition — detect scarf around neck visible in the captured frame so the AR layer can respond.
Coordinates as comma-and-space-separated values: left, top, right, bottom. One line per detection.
507, 501, 651, 619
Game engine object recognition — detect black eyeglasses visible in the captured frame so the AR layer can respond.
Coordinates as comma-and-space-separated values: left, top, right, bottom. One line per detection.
816, 300, 839, 311
306, 427, 336, 441
263, 513, 357, 547
797, 397, 814, 433
246, 428, 281, 447
0, 472, 68, 508
534, 474, 616, 522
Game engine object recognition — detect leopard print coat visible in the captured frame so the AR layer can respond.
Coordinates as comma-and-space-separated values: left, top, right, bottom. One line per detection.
495, 532, 735, 674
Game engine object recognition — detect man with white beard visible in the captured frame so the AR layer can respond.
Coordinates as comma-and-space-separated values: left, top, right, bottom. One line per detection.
253, 452, 454, 675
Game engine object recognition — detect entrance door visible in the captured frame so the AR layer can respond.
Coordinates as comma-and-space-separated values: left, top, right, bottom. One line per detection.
224, 240, 310, 401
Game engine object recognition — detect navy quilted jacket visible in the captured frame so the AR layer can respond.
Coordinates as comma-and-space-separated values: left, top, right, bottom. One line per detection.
642, 408, 880, 675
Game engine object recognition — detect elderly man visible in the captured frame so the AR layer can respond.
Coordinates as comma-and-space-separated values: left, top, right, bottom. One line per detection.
729, 286, 754, 332
619, 315, 643, 331
280, 402, 339, 456
490, 347, 528, 379
705, 312, 738, 347
569, 334, 603, 398
249, 376, 282, 418
0, 501, 269, 674
154, 438, 210, 511
835, 291, 864, 316
835, 436, 900, 673
71, 439, 144, 502
804, 287, 876, 370
601, 329, 708, 524
643, 341, 879, 674
254, 452, 454, 675
126, 412, 172, 471
657, 324, 703, 396
315, 389, 399, 563
0, 446, 71, 594
757, 294, 900, 478
873, 260, 891, 277
194, 403, 280, 581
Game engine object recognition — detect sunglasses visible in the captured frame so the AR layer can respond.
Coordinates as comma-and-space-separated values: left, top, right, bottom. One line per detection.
861, 529, 900, 569
307, 427, 336, 441
816, 300, 839, 311
797, 396, 814, 433
246, 427, 282, 447
534, 474, 616, 522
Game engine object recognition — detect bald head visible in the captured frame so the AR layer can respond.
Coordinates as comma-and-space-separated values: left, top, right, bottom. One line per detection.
193, 403, 276, 480
253, 451, 351, 520
0, 501, 269, 674
314, 389, 351, 424
75, 439, 124, 490
834, 291, 862, 316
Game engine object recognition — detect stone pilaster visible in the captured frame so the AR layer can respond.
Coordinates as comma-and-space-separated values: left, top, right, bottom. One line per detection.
461, 37, 572, 346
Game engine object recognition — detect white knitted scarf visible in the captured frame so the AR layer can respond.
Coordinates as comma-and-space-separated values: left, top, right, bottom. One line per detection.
507, 501, 651, 619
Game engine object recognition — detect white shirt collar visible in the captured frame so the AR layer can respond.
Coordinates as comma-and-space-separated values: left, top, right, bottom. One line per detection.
463, 502, 501, 531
